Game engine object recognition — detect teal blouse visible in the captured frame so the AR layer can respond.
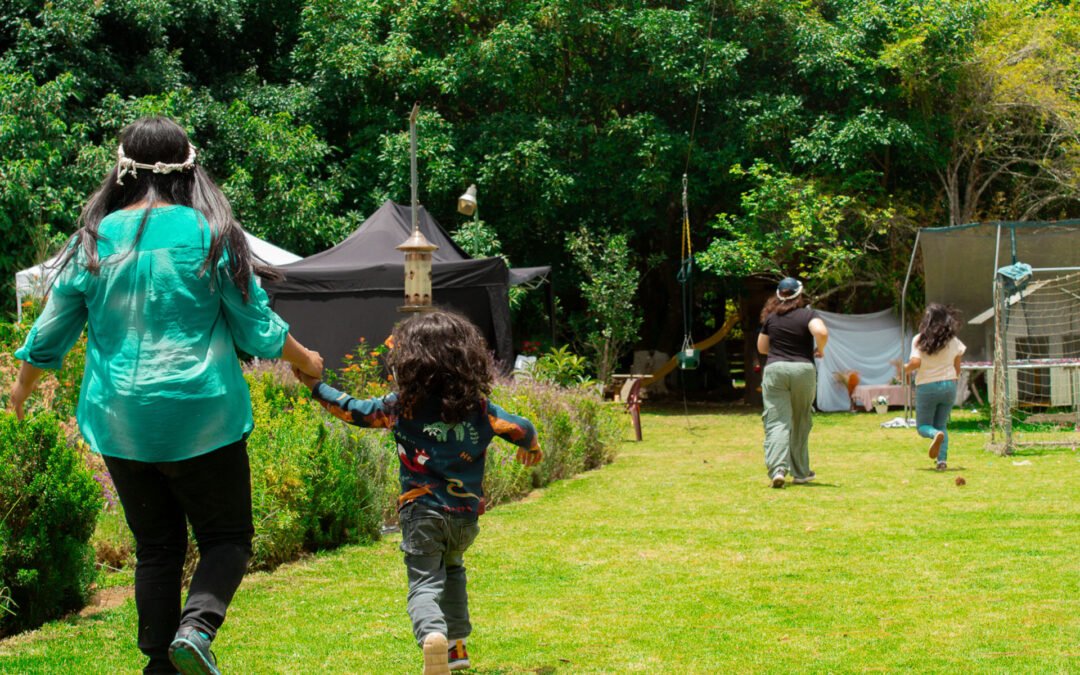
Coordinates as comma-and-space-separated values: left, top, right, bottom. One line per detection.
15, 205, 290, 462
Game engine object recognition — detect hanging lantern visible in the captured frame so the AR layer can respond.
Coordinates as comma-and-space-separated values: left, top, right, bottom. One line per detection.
457, 184, 478, 217
397, 228, 438, 312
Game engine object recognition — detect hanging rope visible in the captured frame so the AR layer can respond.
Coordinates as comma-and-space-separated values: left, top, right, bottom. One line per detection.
683, 0, 719, 177
674, 1, 718, 430
676, 0, 718, 356
678, 173, 694, 353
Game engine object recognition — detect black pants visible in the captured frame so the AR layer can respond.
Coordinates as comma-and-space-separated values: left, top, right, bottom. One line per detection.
103, 440, 255, 674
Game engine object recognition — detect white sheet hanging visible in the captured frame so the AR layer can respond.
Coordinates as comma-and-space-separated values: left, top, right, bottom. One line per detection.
814, 308, 910, 412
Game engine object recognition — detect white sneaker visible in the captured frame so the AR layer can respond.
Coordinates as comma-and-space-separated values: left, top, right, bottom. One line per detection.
422, 633, 450, 675
771, 472, 786, 488
793, 471, 816, 484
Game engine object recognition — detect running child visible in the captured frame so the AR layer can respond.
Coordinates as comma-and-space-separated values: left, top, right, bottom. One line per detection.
904, 304, 966, 471
293, 310, 542, 675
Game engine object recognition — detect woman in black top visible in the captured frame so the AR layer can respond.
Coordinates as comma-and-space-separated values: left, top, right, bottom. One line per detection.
756, 278, 829, 488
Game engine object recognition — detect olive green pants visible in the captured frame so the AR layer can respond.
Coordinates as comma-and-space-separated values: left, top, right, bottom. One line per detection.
761, 361, 817, 479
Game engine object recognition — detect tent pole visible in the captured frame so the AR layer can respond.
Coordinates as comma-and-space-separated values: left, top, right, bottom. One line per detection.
409, 103, 420, 233
901, 229, 920, 424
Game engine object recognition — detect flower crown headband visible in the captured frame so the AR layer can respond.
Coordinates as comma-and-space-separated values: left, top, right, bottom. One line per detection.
115, 143, 197, 185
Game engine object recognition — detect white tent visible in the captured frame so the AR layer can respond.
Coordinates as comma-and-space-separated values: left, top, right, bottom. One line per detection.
15, 231, 301, 321
815, 308, 908, 412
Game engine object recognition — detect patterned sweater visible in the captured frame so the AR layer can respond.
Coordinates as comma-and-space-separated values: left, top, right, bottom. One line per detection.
310, 382, 541, 518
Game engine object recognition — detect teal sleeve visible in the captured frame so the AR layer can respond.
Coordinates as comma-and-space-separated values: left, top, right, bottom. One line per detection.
486, 400, 540, 451
310, 383, 396, 429
217, 259, 290, 359
14, 260, 88, 370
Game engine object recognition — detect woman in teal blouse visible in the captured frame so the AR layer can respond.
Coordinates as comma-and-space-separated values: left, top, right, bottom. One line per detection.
9, 117, 322, 675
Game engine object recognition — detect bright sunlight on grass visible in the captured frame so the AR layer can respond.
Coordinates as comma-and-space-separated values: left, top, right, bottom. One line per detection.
1, 406, 1077, 673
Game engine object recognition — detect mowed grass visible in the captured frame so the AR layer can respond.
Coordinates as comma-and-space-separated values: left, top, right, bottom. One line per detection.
1, 406, 1078, 673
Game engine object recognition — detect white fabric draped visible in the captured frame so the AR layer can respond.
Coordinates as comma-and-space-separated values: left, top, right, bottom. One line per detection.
814, 308, 910, 412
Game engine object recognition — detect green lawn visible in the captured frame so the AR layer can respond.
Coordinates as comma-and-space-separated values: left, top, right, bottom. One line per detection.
1, 406, 1078, 673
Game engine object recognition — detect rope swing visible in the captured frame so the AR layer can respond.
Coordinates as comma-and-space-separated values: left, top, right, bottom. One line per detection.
677, 174, 700, 370
674, 0, 717, 373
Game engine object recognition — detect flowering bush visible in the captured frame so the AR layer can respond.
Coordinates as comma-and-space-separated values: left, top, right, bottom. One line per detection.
242, 360, 394, 569
324, 337, 391, 400
486, 378, 622, 506
520, 340, 543, 356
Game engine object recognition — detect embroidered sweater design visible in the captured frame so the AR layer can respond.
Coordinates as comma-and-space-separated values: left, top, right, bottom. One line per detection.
310, 382, 540, 517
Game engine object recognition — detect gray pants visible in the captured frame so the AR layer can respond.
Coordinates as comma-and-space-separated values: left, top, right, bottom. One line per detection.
761, 361, 817, 479
399, 502, 480, 646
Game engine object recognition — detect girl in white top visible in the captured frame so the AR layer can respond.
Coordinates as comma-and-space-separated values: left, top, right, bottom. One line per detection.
904, 304, 966, 470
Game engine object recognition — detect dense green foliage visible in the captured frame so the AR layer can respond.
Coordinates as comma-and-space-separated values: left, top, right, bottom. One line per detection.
2, 0, 1078, 361
0, 412, 100, 637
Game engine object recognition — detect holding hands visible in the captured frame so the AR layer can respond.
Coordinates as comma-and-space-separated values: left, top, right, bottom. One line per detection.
292, 366, 319, 389
281, 334, 323, 385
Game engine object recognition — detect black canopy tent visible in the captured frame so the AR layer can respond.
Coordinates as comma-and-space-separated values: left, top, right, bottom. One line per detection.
264, 200, 550, 370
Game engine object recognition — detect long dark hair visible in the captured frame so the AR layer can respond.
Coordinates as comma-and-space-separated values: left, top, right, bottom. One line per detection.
387, 310, 495, 424
55, 116, 275, 300
916, 304, 961, 355
759, 294, 809, 322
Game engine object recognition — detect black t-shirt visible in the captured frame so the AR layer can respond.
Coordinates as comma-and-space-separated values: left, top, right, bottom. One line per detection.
762, 306, 818, 364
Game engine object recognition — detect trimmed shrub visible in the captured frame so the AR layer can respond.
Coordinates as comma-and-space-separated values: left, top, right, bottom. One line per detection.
0, 412, 101, 637
485, 378, 624, 507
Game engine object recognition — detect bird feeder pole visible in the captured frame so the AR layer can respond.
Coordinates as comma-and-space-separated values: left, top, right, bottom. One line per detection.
398, 102, 438, 312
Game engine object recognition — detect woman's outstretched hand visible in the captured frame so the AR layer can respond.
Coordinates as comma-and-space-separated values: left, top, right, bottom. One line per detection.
9, 380, 31, 420
8, 362, 44, 421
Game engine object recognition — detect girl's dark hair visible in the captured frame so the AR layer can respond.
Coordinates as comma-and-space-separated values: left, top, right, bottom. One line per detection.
759, 294, 809, 322
916, 304, 961, 355
55, 116, 276, 301
387, 310, 495, 424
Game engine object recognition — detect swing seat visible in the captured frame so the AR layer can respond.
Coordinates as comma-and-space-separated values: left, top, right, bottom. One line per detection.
677, 348, 700, 370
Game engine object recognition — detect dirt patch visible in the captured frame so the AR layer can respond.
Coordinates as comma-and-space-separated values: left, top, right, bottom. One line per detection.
78, 585, 133, 618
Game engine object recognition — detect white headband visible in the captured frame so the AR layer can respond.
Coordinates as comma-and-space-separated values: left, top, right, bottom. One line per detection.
116, 143, 197, 185
776, 284, 803, 300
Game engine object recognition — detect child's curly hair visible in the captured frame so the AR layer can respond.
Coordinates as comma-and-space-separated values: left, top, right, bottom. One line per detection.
387, 310, 495, 424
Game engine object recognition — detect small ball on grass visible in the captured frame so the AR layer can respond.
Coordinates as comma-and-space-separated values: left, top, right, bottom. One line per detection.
955, 476, 966, 486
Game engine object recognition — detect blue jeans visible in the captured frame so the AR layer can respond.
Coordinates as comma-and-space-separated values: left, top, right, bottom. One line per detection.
915, 380, 957, 462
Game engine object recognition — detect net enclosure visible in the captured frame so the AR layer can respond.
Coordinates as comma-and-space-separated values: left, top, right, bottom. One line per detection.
908, 220, 1080, 454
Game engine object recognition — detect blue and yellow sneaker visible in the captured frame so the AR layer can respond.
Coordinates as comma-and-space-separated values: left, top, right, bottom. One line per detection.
168, 625, 220, 675
448, 638, 470, 671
